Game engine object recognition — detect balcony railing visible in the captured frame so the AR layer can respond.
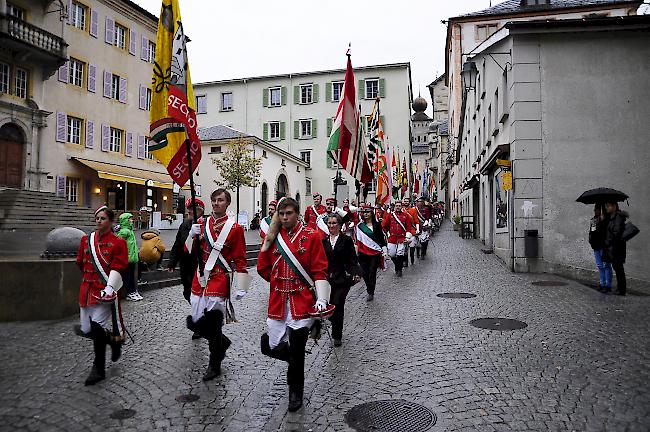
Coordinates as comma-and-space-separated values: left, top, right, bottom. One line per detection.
0, 14, 66, 58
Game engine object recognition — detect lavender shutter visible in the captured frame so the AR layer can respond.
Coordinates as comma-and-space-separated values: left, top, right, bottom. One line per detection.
56, 176, 66, 197
57, 61, 68, 83
129, 30, 136, 55
67, 0, 73, 25
138, 85, 146, 110
118, 77, 127, 103
105, 17, 114, 44
87, 64, 96, 92
89, 10, 98, 38
141, 35, 148, 61
55, 112, 67, 142
137, 135, 145, 159
101, 124, 110, 152
103, 70, 111, 98
126, 132, 133, 157
85, 120, 94, 149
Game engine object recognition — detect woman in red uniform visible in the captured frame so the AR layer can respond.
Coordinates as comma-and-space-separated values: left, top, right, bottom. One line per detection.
76, 205, 128, 385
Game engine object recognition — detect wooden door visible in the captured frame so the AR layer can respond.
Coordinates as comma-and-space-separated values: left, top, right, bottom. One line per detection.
0, 139, 24, 188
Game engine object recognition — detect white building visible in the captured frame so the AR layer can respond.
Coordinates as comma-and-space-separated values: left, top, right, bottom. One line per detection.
193, 63, 413, 207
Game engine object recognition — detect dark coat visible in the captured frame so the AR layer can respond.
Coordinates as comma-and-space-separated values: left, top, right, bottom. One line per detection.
167, 218, 198, 286
588, 216, 608, 250
322, 233, 362, 299
604, 211, 627, 264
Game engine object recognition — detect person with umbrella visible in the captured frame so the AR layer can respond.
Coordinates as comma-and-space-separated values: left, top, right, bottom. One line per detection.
588, 203, 612, 293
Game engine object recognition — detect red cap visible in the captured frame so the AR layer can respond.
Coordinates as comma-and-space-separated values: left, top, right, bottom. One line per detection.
325, 197, 337, 205
360, 203, 373, 211
269, 200, 278, 207
312, 192, 322, 198
185, 198, 205, 211
94, 204, 108, 217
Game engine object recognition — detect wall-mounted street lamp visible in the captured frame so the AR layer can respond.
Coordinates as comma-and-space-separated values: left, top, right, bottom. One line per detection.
94, 187, 101, 194
461, 61, 478, 92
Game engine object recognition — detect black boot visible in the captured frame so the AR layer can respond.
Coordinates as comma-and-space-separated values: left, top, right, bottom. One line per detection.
261, 333, 290, 362
107, 333, 124, 363
202, 310, 225, 381
287, 327, 309, 412
85, 321, 107, 386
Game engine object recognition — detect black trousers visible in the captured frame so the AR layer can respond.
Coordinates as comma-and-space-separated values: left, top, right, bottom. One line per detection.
392, 256, 404, 273
329, 283, 350, 340
420, 240, 429, 256
287, 327, 309, 395
612, 262, 626, 294
358, 253, 381, 295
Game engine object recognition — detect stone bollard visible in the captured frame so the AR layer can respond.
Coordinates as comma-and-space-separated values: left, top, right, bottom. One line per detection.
41, 227, 86, 259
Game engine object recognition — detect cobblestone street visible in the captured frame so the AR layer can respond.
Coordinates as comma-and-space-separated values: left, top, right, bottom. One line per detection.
1, 223, 649, 432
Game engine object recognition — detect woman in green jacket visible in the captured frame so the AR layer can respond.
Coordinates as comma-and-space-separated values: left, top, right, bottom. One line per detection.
117, 212, 142, 301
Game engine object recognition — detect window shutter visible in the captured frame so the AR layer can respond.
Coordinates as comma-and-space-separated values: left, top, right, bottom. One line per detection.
380, 115, 385, 130
327, 118, 333, 136
103, 70, 111, 98
198, 96, 207, 114
379, 78, 386, 98
87, 64, 96, 92
262, 88, 268, 107
139, 84, 146, 109
280, 122, 286, 140
293, 86, 299, 104
57, 61, 68, 83
293, 121, 299, 139
325, 82, 332, 102
129, 30, 137, 55
311, 119, 317, 138
262, 123, 268, 141
105, 17, 114, 44
281, 86, 287, 105
141, 35, 148, 61
118, 77, 127, 103
89, 9, 98, 38
101, 124, 110, 152
55, 112, 67, 142
86, 120, 94, 149
56, 175, 66, 197
125, 132, 133, 157
312, 84, 319, 103
137, 135, 145, 159
358, 79, 364, 99
67, 0, 73, 25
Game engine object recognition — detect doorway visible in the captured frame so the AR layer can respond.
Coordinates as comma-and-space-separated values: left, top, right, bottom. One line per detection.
0, 123, 25, 188
261, 182, 268, 216
275, 174, 288, 200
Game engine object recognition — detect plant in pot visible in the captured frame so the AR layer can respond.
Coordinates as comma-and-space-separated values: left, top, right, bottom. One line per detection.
452, 215, 461, 231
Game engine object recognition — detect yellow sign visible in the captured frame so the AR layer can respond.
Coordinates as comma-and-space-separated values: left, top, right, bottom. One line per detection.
496, 159, 511, 167
502, 171, 513, 190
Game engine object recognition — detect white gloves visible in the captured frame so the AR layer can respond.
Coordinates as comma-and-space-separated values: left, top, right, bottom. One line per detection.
382, 246, 388, 257
234, 290, 247, 300
190, 223, 202, 237
197, 272, 208, 288
416, 226, 421, 235
315, 299, 328, 311
315, 280, 331, 311
406, 232, 413, 240
100, 286, 115, 298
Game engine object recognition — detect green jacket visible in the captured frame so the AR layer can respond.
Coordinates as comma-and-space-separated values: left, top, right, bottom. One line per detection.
117, 212, 139, 263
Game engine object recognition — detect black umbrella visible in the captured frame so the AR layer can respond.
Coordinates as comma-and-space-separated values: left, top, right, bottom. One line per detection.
576, 188, 628, 204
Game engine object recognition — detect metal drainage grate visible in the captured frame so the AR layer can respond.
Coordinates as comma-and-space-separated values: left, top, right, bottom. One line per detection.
471, 318, 528, 331
345, 400, 436, 432
109, 409, 136, 420
175, 394, 200, 403
532, 280, 568, 287
437, 292, 477, 299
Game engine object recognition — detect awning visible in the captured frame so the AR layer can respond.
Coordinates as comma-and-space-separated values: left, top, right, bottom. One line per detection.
73, 158, 183, 190
479, 144, 510, 175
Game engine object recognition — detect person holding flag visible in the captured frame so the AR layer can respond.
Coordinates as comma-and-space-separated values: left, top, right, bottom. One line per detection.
304, 193, 326, 231
355, 204, 387, 301
259, 200, 277, 239
381, 199, 415, 277
415, 196, 434, 259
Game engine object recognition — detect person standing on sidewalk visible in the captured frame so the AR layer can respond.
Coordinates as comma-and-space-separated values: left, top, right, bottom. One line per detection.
355, 204, 387, 301
258, 197, 332, 412
589, 203, 612, 293
116, 212, 141, 301
603, 201, 628, 296
259, 200, 277, 239
75, 205, 128, 385
185, 189, 250, 381
382, 200, 415, 277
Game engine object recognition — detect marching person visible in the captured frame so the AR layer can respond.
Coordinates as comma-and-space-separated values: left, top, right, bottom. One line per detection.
303, 193, 326, 231
323, 212, 362, 346
75, 205, 129, 386
341, 198, 359, 236
259, 200, 277, 239
414, 197, 434, 259
402, 197, 418, 266
381, 200, 415, 277
185, 189, 250, 380
355, 204, 387, 301
258, 197, 332, 412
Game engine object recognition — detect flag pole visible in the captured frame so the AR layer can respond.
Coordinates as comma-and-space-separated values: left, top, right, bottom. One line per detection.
185, 135, 204, 277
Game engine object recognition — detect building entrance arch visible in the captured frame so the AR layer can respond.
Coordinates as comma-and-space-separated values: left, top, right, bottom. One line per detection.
261, 182, 268, 216
0, 123, 25, 188
275, 174, 288, 200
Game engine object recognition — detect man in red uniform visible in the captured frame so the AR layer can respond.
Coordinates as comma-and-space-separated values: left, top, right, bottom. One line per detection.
381, 200, 415, 277
303, 193, 326, 230
76, 205, 129, 385
259, 200, 277, 239
186, 188, 250, 381
402, 197, 418, 267
258, 197, 331, 412
415, 196, 434, 259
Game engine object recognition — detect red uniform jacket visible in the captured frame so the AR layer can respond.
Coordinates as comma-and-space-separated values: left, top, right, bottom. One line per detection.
381, 210, 416, 244
257, 225, 328, 321
304, 204, 326, 231
415, 205, 433, 226
191, 214, 248, 297
76, 231, 128, 307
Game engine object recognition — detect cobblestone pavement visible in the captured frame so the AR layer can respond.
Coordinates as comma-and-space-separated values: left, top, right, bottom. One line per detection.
1, 223, 649, 431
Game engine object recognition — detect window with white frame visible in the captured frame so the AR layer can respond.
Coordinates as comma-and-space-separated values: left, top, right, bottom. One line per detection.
145, 88, 152, 111
0, 62, 9, 94
143, 136, 153, 159
221, 92, 233, 111
67, 116, 83, 145
269, 87, 281, 107
269, 122, 280, 141
195, 94, 207, 114
15, 67, 27, 98
299, 119, 311, 138
477, 23, 498, 41
210, 146, 222, 154
367, 179, 377, 193
300, 150, 311, 167
6, 3, 25, 20
332, 81, 343, 102
109, 127, 122, 152
365, 79, 379, 99
111, 74, 120, 100
71, 2, 87, 30
300, 84, 313, 104
306, 179, 312, 195
65, 177, 79, 202
68, 58, 84, 87
148, 40, 156, 63
114, 23, 127, 49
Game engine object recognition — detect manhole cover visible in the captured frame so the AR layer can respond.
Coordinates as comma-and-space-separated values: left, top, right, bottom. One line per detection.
109, 409, 136, 420
437, 292, 477, 299
345, 400, 436, 432
532, 280, 568, 287
175, 394, 200, 403
471, 318, 527, 330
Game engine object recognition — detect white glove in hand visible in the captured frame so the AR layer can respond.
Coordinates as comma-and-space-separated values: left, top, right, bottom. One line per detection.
382, 246, 388, 257
315, 299, 328, 311
190, 223, 202, 237
234, 290, 246, 300
101, 286, 115, 298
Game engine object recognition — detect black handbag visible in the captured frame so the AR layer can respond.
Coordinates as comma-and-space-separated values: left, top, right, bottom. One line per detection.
622, 221, 640, 242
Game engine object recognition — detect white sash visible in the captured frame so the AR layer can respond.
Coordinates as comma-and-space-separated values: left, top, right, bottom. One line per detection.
274, 226, 315, 288
260, 216, 271, 235
204, 216, 235, 273
393, 213, 407, 233
89, 232, 109, 284
316, 213, 329, 235
355, 223, 382, 252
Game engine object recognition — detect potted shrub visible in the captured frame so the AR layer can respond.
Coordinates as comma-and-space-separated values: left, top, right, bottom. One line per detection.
452, 215, 461, 231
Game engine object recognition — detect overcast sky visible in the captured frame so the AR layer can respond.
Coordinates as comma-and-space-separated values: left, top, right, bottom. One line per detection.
131, 0, 494, 115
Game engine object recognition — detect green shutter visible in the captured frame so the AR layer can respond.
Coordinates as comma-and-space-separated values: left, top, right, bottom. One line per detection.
379, 78, 386, 98
358, 79, 364, 99
312, 84, 319, 103
294, 120, 299, 139
325, 82, 332, 102
280, 121, 286, 140
327, 118, 333, 136
263, 123, 268, 140
311, 119, 317, 138
380, 115, 385, 130
263, 88, 268, 107
281, 86, 287, 105
293, 86, 299, 104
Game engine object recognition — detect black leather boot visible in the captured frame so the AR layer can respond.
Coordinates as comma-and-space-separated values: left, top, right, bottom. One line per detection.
85, 321, 107, 386
260, 333, 290, 362
202, 310, 225, 381
287, 327, 309, 412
